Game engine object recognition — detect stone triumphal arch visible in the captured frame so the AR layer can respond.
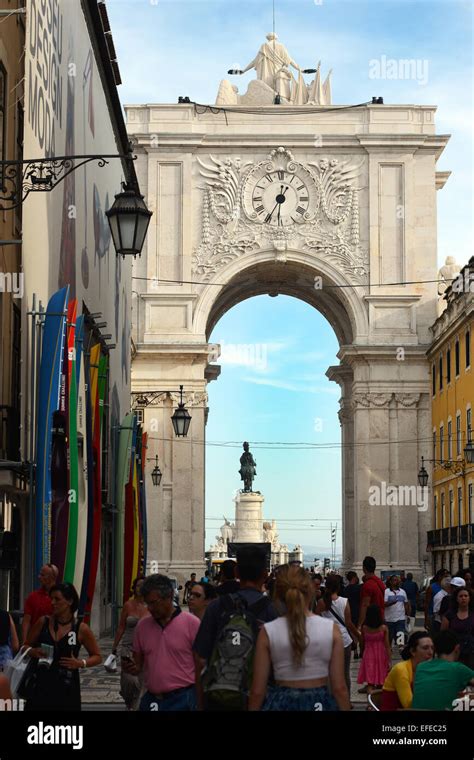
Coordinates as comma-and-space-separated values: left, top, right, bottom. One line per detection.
126, 47, 449, 582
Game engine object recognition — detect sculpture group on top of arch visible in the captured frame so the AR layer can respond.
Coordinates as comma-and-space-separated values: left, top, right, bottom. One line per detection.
216, 32, 332, 107
193, 147, 368, 285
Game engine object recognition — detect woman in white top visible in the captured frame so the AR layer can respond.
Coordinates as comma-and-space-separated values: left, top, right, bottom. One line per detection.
249, 566, 350, 711
315, 574, 360, 695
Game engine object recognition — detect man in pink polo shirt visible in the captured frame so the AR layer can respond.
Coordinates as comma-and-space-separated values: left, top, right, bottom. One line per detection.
124, 574, 200, 711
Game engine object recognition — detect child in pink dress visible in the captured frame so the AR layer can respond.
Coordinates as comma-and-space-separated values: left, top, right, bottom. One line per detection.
358, 604, 391, 693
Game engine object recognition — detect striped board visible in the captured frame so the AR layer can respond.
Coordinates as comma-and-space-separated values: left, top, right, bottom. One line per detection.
51, 299, 78, 580
123, 416, 137, 603
78, 339, 96, 618
72, 316, 89, 597
137, 431, 148, 577
35, 286, 69, 576
131, 440, 140, 586
83, 344, 102, 622
63, 300, 79, 583
115, 413, 135, 609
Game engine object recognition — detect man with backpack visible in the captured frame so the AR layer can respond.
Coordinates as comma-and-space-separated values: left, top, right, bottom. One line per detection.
193, 545, 278, 711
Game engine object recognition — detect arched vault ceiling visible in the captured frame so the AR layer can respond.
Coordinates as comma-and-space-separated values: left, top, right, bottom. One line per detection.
205, 260, 355, 346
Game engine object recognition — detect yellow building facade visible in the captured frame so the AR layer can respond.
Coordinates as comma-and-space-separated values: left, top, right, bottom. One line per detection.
427, 256, 474, 575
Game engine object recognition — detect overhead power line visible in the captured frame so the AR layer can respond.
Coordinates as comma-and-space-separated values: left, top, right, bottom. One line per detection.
132, 274, 453, 290
147, 435, 438, 450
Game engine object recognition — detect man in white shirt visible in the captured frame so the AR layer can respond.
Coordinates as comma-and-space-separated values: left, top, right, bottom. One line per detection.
384, 575, 410, 649
432, 576, 451, 632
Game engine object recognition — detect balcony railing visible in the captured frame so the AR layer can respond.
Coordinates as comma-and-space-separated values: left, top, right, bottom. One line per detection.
460, 524, 469, 544
428, 524, 473, 548
427, 529, 441, 547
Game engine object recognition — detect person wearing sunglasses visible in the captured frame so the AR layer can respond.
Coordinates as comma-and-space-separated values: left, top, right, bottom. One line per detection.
188, 583, 217, 622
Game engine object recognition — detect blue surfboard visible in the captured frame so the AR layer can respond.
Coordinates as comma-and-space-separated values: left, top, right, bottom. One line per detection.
35, 286, 69, 577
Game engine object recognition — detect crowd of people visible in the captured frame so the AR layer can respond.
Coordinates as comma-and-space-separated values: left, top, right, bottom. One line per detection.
0, 554, 473, 712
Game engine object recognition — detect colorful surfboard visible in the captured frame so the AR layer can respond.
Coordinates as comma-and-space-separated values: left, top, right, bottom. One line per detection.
115, 413, 135, 609
78, 338, 96, 618
73, 316, 89, 599
83, 344, 102, 622
35, 286, 69, 576
140, 432, 148, 576
63, 300, 78, 583
123, 416, 137, 603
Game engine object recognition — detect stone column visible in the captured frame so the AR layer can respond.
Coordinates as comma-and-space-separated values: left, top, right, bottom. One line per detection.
352, 392, 393, 565
234, 492, 264, 542
327, 364, 354, 570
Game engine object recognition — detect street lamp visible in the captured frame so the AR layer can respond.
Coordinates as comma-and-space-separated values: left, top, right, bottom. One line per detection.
150, 455, 162, 487
464, 435, 474, 465
106, 182, 152, 259
171, 385, 192, 438
132, 386, 193, 437
418, 457, 429, 488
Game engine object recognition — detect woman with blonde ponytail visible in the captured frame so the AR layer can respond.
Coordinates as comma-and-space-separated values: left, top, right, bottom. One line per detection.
249, 566, 350, 711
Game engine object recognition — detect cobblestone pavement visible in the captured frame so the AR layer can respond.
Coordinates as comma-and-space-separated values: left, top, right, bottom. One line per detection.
81, 615, 421, 709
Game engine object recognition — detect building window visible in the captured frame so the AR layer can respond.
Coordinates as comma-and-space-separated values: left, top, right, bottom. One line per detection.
456, 413, 462, 456
449, 489, 454, 526
457, 486, 463, 526
468, 408, 472, 445
12, 305, 21, 411
447, 348, 451, 383
469, 484, 473, 524
432, 364, 436, 396
447, 420, 452, 460
441, 492, 445, 529
15, 101, 24, 228
433, 430, 436, 462
0, 63, 6, 183
439, 356, 443, 390
434, 494, 438, 530
466, 331, 471, 369
440, 424, 444, 463
455, 339, 460, 376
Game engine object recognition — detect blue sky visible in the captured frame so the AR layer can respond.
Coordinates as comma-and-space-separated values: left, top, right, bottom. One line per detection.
107, 0, 473, 554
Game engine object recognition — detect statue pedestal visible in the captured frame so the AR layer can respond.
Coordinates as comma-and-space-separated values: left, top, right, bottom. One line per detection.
234, 491, 264, 543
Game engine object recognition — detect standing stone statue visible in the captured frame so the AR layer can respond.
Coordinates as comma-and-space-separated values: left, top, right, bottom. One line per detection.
239, 33, 301, 102
220, 516, 234, 544
239, 441, 257, 493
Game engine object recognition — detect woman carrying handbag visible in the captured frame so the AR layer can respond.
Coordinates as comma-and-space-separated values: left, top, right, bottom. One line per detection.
23, 583, 101, 710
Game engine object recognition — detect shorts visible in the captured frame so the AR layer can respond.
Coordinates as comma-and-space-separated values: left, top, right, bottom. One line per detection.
262, 685, 339, 712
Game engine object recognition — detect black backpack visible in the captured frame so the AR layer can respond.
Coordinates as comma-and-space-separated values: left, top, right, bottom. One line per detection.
201, 593, 271, 711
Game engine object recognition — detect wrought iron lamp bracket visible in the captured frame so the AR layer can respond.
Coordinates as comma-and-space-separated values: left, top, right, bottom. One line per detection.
0, 154, 136, 211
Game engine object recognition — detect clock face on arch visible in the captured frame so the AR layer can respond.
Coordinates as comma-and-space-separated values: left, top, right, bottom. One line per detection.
243, 167, 317, 227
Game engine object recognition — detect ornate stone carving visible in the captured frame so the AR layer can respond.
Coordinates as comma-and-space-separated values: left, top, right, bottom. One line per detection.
192, 149, 368, 284
168, 391, 208, 407
352, 392, 393, 410
394, 393, 421, 408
